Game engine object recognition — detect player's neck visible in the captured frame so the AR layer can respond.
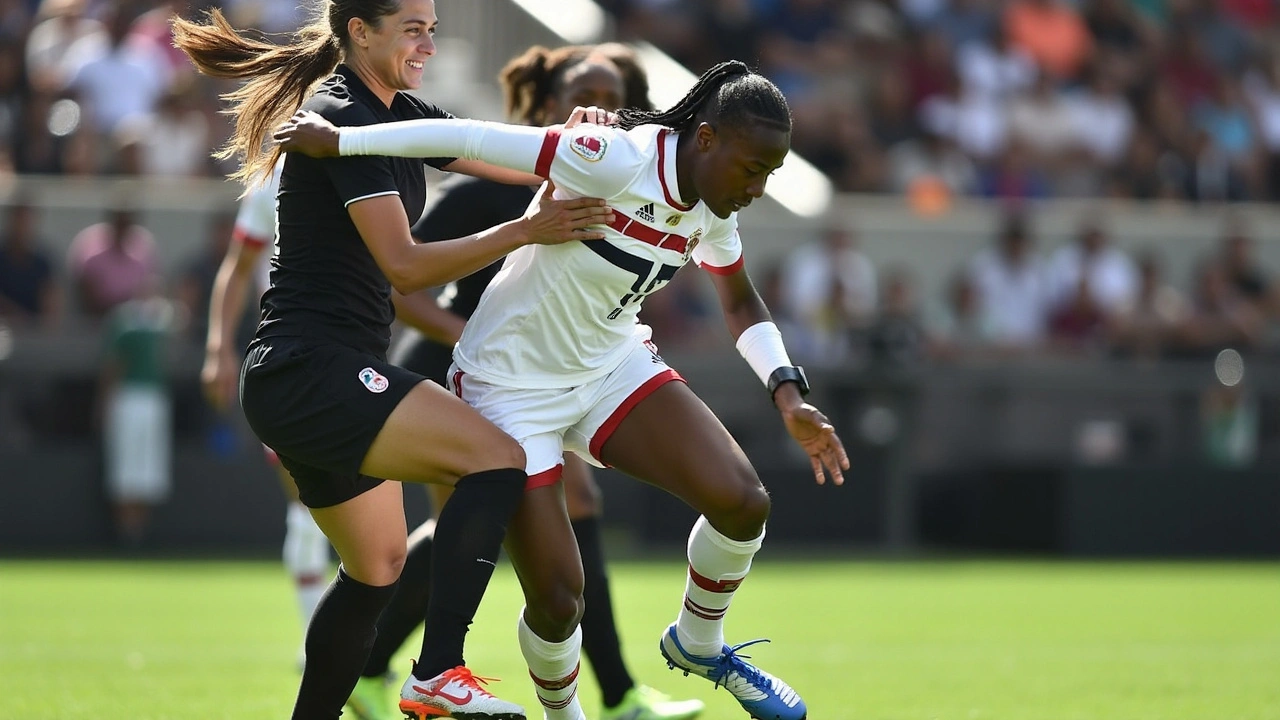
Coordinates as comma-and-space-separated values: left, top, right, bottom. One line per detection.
673, 136, 700, 206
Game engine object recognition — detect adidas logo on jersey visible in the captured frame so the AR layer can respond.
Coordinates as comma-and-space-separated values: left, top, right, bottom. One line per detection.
636, 203, 656, 223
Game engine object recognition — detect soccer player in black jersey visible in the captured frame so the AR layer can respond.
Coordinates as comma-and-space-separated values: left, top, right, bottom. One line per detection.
345, 44, 702, 720
173, 2, 613, 718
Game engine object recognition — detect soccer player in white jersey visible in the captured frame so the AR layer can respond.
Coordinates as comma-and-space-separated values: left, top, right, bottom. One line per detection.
201, 160, 331, 661
278, 60, 848, 720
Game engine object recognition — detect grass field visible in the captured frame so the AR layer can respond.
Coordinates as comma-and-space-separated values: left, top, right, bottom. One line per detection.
1, 559, 1278, 720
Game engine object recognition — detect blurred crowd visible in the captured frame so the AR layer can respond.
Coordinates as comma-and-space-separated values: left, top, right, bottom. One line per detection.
605, 0, 1280, 203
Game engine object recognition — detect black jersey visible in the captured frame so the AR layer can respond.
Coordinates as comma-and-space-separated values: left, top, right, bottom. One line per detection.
259, 65, 455, 357
411, 175, 536, 321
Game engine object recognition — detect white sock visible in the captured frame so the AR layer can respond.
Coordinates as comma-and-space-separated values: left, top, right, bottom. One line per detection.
676, 515, 764, 657
518, 611, 586, 720
283, 502, 329, 629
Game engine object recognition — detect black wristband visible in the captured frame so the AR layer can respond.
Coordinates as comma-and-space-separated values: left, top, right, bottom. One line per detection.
767, 365, 810, 403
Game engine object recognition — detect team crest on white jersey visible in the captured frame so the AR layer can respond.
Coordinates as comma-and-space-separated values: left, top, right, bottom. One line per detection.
665, 213, 683, 227
570, 134, 608, 162
683, 228, 704, 264
358, 367, 389, 393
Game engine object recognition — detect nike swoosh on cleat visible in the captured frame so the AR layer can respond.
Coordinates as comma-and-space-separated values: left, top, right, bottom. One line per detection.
412, 684, 473, 705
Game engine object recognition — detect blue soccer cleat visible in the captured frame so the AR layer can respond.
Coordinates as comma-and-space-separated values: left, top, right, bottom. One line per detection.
659, 623, 807, 720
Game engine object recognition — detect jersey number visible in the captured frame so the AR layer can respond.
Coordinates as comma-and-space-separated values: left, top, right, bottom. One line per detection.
584, 240, 679, 319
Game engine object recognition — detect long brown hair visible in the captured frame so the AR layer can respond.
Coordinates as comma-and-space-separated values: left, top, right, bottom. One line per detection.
499, 43, 652, 127
172, 0, 399, 183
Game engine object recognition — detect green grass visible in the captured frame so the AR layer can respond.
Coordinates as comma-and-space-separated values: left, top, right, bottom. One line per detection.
1, 560, 1278, 719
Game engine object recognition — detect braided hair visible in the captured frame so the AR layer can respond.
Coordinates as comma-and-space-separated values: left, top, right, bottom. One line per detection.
615, 60, 790, 135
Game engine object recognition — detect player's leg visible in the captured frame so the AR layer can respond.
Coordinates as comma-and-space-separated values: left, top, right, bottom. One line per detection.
593, 369, 804, 719
564, 456, 704, 720
502, 472, 590, 720
273, 451, 330, 655
289, 478, 406, 720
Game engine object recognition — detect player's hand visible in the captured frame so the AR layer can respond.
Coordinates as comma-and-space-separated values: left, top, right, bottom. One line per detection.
564, 105, 618, 128
273, 110, 341, 157
778, 396, 849, 486
522, 180, 614, 245
201, 349, 239, 412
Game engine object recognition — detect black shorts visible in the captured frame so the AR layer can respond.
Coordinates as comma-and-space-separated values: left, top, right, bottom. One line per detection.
240, 338, 423, 508
389, 329, 453, 387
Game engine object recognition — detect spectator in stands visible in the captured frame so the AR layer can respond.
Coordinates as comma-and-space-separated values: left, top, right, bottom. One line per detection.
968, 212, 1048, 350
99, 275, 177, 548
1110, 251, 1188, 360
1045, 220, 1137, 318
887, 121, 979, 200
1003, 0, 1093, 81
867, 269, 925, 366
67, 202, 156, 319
64, 3, 170, 136
926, 270, 993, 359
1175, 259, 1265, 355
0, 199, 59, 326
1218, 218, 1274, 314
176, 211, 237, 346
24, 0, 105, 94
779, 222, 877, 363
118, 80, 212, 177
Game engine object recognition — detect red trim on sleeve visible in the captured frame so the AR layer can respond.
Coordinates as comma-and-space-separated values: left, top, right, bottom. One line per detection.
535, 128, 562, 178
525, 464, 564, 490
232, 227, 269, 249
589, 369, 685, 462
699, 256, 745, 275
657, 129, 695, 211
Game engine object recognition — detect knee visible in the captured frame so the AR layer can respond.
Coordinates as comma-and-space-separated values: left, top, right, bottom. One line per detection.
343, 541, 407, 587
704, 468, 770, 540
462, 435, 526, 477
524, 576, 585, 640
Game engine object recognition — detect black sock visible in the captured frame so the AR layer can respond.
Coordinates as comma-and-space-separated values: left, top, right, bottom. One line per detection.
574, 516, 634, 708
363, 525, 434, 678
413, 468, 526, 680
292, 567, 397, 720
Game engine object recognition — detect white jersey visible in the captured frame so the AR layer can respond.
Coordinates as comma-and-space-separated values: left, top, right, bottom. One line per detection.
455, 124, 744, 389
232, 161, 284, 297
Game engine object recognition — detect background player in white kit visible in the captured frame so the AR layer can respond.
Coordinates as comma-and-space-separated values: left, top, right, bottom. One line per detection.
279, 60, 849, 720
201, 161, 331, 659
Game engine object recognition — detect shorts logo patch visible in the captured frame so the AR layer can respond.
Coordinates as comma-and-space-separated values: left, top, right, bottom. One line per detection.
570, 134, 608, 162
358, 367, 389, 393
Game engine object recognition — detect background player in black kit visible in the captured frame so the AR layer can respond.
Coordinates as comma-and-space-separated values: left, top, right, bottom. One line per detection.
344, 44, 703, 720
172, 1, 614, 718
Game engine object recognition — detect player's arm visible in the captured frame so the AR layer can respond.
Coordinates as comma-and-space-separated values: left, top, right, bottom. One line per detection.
708, 265, 849, 486
443, 158, 542, 188
347, 183, 610, 295
391, 290, 466, 345
274, 111, 641, 199
203, 239, 263, 410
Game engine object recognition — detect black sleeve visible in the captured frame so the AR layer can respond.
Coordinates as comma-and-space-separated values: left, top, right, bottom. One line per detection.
412, 178, 534, 244
305, 94, 402, 207
405, 96, 458, 171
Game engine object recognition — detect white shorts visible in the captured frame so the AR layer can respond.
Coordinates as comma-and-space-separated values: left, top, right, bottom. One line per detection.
105, 385, 172, 503
448, 338, 683, 489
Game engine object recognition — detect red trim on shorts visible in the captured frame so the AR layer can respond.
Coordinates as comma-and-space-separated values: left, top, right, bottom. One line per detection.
657, 129, 695, 211
530, 663, 580, 691
588, 369, 685, 463
699, 256, 745, 276
262, 444, 280, 466
232, 227, 269, 248
535, 128, 561, 178
451, 370, 464, 399
608, 214, 688, 255
526, 464, 563, 490
688, 565, 745, 593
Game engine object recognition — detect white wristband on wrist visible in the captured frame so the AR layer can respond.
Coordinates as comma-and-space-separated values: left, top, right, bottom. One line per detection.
735, 321, 793, 386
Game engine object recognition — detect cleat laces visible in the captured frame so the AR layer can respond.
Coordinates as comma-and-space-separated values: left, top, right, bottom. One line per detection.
438, 666, 502, 699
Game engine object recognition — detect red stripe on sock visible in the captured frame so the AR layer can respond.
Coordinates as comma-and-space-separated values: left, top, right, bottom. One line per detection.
689, 565, 745, 593
529, 663, 579, 691
538, 690, 577, 710
684, 596, 727, 621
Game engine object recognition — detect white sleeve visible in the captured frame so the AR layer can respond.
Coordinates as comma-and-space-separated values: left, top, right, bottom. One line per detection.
339, 119, 645, 200
692, 214, 745, 275
541, 124, 647, 200
232, 167, 280, 247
